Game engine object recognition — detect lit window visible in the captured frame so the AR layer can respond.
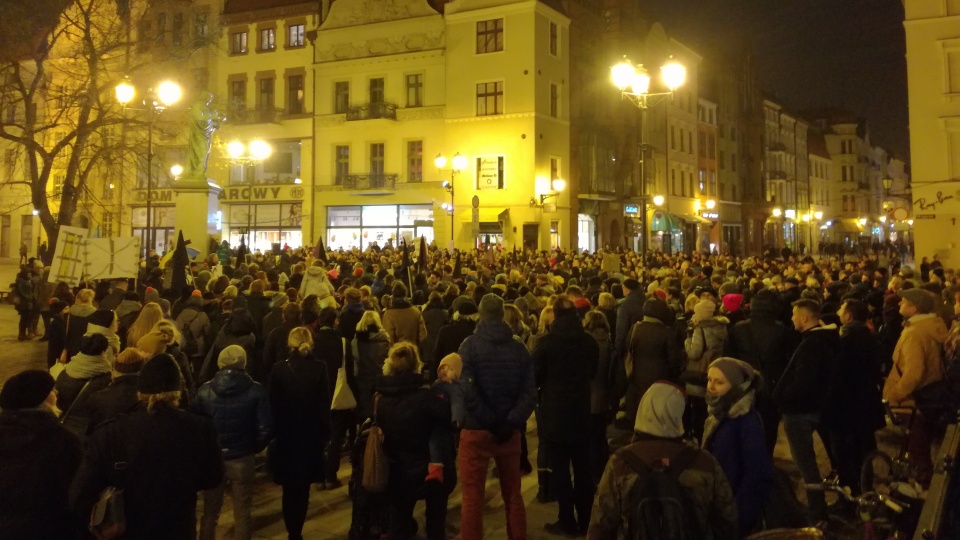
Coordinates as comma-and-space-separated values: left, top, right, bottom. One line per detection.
288, 24, 305, 47
260, 28, 276, 51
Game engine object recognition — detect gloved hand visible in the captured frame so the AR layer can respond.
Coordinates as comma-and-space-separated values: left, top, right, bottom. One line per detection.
493, 423, 515, 444
425, 463, 444, 483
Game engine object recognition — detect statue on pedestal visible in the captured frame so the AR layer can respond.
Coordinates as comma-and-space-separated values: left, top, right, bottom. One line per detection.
184, 91, 221, 185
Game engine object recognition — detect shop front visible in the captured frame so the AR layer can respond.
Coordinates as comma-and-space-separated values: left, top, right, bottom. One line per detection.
132, 188, 177, 256
219, 185, 306, 253
650, 210, 683, 254
327, 204, 434, 251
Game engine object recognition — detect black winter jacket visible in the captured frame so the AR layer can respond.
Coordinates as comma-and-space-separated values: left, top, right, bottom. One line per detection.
191, 368, 273, 460
376, 372, 450, 482
459, 320, 537, 432
268, 353, 331, 484
433, 317, 476, 365
728, 296, 799, 394
532, 313, 599, 444
0, 409, 83, 539
614, 289, 645, 359
70, 405, 224, 540
773, 325, 840, 415
824, 323, 885, 431
84, 375, 140, 433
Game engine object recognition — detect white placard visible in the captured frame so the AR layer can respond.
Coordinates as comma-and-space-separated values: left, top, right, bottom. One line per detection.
48, 226, 89, 286
476, 156, 504, 190
84, 238, 141, 280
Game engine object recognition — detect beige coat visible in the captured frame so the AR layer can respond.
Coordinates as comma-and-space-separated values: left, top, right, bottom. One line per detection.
883, 314, 950, 404
383, 302, 427, 344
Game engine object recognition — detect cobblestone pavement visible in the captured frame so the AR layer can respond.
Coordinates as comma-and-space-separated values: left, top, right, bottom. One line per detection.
0, 258, 908, 539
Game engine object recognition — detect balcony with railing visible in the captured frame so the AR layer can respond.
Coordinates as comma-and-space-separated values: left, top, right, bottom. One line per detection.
346, 102, 397, 121
226, 106, 285, 124
768, 170, 788, 180
337, 174, 397, 190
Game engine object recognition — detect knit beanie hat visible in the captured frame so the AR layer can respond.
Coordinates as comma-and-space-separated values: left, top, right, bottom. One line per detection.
138, 354, 182, 394
144, 287, 160, 304
693, 299, 717, 323
438, 353, 463, 380
708, 357, 756, 389
218, 345, 247, 370
136, 331, 171, 356
478, 293, 504, 321
900, 288, 935, 314
114, 347, 149, 374
0, 370, 55, 410
457, 299, 479, 316
721, 294, 744, 314
634, 381, 686, 438
191, 289, 203, 298
88, 309, 116, 328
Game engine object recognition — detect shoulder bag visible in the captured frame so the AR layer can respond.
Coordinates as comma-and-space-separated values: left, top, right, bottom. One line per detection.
361, 394, 390, 492
331, 338, 358, 410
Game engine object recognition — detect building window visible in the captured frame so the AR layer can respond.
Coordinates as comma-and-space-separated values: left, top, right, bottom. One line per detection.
550, 157, 560, 182
671, 169, 677, 195
688, 132, 693, 155
680, 128, 685, 152
698, 169, 706, 193
4, 149, 14, 178
53, 173, 65, 200
335, 81, 349, 113
231, 31, 247, 54
407, 140, 423, 182
671, 126, 676, 150
287, 74, 304, 114
476, 18, 504, 54
192, 68, 209, 91
549, 22, 558, 56
260, 28, 276, 51
194, 13, 209, 40
102, 179, 113, 200
699, 132, 706, 157
842, 166, 848, 182
229, 80, 246, 112
288, 24, 305, 47
476, 81, 503, 116
172, 13, 184, 45
156, 13, 167, 43
369, 78, 385, 103
681, 171, 687, 197
370, 143, 385, 176
731, 154, 737, 171
102, 212, 113, 238
406, 74, 423, 107
550, 83, 559, 118
719, 150, 725, 169
259, 78, 274, 111
335, 146, 350, 184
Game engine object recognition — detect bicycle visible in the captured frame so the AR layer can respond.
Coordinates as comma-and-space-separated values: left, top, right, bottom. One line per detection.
807, 472, 923, 539
860, 401, 919, 496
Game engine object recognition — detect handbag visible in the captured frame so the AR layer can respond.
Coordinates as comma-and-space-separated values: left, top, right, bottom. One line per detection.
901, 364, 960, 425
331, 365, 357, 410
361, 394, 390, 493
89, 425, 134, 540
61, 379, 93, 438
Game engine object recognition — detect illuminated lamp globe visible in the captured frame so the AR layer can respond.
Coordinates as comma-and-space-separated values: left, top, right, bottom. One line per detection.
434, 154, 447, 169
705, 199, 716, 210
631, 69, 651, 95
249, 140, 272, 161
452, 153, 468, 171
814, 211, 823, 220
156, 81, 182, 107
772, 207, 782, 218
170, 164, 183, 177
611, 61, 636, 91
227, 141, 245, 159
115, 82, 135, 104
551, 178, 566, 192
661, 61, 686, 91
858, 217, 867, 226
652, 195, 665, 206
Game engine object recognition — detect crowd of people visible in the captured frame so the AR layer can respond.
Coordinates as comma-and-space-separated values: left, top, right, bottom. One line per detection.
2, 241, 958, 539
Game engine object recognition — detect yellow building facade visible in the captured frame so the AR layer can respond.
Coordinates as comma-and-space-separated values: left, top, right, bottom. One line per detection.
905, 0, 960, 264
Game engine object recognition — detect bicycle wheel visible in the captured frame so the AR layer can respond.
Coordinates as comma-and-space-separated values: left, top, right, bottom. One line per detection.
861, 450, 895, 495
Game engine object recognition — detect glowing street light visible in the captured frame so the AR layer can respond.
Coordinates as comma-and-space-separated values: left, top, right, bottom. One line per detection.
652, 195, 665, 206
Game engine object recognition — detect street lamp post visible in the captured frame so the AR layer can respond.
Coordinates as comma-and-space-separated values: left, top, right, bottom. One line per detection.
227, 140, 272, 252
115, 80, 182, 256
436, 153, 467, 248
611, 57, 685, 255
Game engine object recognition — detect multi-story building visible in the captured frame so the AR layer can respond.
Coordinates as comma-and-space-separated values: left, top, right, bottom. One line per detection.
904, 0, 960, 263
807, 129, 833, 251
761, 99, 811, 252
312, 0, 571, 252
696, 97, 719, 252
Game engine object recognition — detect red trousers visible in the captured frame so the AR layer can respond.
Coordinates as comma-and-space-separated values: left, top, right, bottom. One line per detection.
458, 429, 526, 540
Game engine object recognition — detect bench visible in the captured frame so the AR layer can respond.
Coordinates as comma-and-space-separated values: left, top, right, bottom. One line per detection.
0, 291, 8, 303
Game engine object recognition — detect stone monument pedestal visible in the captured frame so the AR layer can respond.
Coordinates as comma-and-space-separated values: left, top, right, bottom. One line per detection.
174, 178, 223, 262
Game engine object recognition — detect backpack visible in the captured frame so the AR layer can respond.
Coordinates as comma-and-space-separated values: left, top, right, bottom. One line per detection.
179, 310, 202, 357
616, 444, 703, 540
913, 320, 960, 425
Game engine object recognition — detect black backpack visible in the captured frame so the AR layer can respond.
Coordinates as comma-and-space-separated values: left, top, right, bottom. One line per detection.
179, 310, 202, 357
616, 444, 703, 540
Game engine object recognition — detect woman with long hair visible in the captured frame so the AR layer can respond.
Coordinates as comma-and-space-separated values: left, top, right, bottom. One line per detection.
269, 327, 331, 540
376, 342, 450, 540
352, 309, 391, 420
125, 302, 165, 349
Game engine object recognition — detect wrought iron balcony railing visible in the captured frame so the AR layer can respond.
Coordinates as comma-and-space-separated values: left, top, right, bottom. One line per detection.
346, 102, 397, 121
336, 174, 397, 190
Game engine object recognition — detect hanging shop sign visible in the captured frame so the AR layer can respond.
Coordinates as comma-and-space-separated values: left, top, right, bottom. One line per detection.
218, 185, 305, 202
624, 204, 639, 216
133, 189, 175, 204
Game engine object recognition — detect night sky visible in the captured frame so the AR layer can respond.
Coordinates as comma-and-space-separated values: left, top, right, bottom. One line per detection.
639, 0, 909, 161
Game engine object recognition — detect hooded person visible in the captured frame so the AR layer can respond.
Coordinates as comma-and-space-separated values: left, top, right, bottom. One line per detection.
0, 370, 83, 539
299, 262, 337, 308
85, 309, 121, 364
70, 354, 225, 539
587, 381, 737, 539
703, 358, 774, 535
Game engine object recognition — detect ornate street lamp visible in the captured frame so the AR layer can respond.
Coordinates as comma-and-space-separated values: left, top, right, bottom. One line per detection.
436, 152, 467, 246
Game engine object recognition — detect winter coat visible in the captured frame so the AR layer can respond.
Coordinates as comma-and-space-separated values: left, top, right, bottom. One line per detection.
587, 435, 738, 540
70, 404, 224, 540
614, 288, 645, 359
245, 292, 271, 333
0, 409, 83, 539
703, 391, 774, 535
433, 316, 476, 365
83, 324, 121, 365
313, 326, 344, 396
728, 297, 799, 394
383, 297, 427, 344
299, 266, 335, 302
421, 300, 449, 368
14, 271, 36, 313
174, 302, 211, 358
877, 303, 904, 376
599, 307, 618, 346
98, 289, 125, 312
262, 322, 297, 380
84, 375, 141, 432
773, 324, 840, 415
683, 317, 730, 397
52, 304, 96, 364
56, 354, 113, 414
203, 330, 257, 384
590, 328, 614, 415
262, 305, 284, 343
626, 317, 686, 403
532, 312, 599, 444
353, 329, 391, 420
883, 314, 950, 405
115, 299, 142, 322
376, 372, 451, 485
338, 302, 366, 343
268, 353, 331, 484
826, 323, 885, 431
458, 319, 537, 432
191, 368, 273, 460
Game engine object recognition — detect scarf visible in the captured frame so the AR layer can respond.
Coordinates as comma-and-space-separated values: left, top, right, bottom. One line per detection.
702, 384, 756, 446
64, 352, 113, 380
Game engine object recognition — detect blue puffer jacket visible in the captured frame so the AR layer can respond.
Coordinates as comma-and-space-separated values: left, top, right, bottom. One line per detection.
458, 320, 537, 432
191, 368, 273, 460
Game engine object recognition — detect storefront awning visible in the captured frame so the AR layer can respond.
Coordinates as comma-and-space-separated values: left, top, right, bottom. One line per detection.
650, 211, 682, 232
836, 219, 865, 233
681, 213, 713, 224
459, 208, 509, 223
478, 222, 503, 233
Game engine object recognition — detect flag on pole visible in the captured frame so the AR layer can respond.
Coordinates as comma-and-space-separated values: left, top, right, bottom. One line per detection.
418, 236, 427, 273
314, 237, 328, 263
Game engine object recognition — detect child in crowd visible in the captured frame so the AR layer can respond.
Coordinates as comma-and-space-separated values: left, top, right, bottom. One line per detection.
428, 353, 464, 494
